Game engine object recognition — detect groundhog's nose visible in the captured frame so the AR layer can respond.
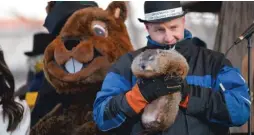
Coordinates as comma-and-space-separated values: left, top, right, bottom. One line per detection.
144, 65, 153, 71
141, 64, 146, 70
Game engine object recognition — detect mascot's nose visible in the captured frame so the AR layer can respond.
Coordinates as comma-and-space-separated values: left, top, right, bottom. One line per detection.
63, 38, 80, 50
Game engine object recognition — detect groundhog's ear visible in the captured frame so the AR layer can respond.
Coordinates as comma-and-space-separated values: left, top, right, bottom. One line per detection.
46, 1, 56, 14
106, 1, 127, 22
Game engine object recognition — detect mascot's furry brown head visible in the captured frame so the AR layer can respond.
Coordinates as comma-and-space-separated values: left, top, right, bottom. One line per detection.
43, 1, 133, 94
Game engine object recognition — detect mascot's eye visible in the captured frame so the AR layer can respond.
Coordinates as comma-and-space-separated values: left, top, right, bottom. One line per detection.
93, 24, 107, 37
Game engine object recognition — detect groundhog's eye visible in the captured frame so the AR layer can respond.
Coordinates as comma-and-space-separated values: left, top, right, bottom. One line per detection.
148, 56, 154, 61
93, 24, 107, 37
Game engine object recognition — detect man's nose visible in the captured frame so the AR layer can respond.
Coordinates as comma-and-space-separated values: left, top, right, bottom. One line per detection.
164, 30, 174, 43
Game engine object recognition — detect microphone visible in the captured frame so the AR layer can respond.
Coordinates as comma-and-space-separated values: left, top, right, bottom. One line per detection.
234, 21, 254, 45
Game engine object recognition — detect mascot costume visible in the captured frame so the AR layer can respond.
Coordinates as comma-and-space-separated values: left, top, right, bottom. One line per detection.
30, 1, 133, 135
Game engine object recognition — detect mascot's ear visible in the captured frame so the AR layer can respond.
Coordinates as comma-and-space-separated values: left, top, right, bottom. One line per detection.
106, 1, 127, 22
46, 1, 56, 14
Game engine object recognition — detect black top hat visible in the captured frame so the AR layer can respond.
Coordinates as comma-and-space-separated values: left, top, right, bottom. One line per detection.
24, 33, 56, 57
138, 1, 186, 23
44, 1, 98, 36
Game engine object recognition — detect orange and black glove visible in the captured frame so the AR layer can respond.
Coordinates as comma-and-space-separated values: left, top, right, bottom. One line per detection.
126, 76, 183, 114
137, 76, 183, 102
179, 79, 190, 109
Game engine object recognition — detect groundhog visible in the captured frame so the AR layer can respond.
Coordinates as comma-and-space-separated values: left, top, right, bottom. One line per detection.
131, 49, 189, 133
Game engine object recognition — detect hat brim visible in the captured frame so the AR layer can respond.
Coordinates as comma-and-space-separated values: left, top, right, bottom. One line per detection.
24, 52, 42, 57
138, 11, 186, 23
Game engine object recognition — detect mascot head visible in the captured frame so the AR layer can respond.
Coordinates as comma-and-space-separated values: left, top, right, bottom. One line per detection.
43, 1, 133, 94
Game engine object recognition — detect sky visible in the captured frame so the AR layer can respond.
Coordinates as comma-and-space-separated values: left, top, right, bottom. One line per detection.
0, 1, 47, 20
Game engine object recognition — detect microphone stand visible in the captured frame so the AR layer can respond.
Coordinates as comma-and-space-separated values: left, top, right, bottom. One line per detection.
246, 34, 253, 135
228, 22, 254, 135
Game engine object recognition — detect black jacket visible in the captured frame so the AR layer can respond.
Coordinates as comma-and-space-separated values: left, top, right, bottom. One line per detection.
94, 38, 250, 135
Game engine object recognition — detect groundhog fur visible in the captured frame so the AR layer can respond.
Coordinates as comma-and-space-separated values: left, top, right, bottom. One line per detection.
131, 49, 189, 133
30, 2, 133, 135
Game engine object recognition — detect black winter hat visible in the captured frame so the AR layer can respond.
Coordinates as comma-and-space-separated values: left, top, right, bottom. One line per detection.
138, 1, 186, 23
44, 1, 98, 35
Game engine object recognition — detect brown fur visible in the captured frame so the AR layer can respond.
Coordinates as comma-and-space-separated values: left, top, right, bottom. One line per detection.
30, 2, 133, 135
44, 2, 133, 94
132, 49, 189, 79
141, 92, 182, 132
30, 103, 107, 135
131, 49, 189, 133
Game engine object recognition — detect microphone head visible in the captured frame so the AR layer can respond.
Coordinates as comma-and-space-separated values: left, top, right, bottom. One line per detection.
239, 36, 244, 40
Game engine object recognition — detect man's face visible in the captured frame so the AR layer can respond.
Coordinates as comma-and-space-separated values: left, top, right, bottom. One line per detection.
146, 17, 185, 46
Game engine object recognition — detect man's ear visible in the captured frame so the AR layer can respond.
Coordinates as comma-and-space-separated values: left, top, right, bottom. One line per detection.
106, 1, 127, 22
182, 16, 185, 24
145, 23, 149, 30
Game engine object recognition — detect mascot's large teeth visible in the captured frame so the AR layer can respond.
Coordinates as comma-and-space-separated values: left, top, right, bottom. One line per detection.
65, 58, 83, 73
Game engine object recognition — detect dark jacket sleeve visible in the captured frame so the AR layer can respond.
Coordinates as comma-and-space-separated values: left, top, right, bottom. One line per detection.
93, 53, 137, 131
186, 58, 250, 127
31, 79, 60, 127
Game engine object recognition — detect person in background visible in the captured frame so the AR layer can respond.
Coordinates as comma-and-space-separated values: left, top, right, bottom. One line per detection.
15, 33, 55, 109
0, 46, 30, 135
24, 33, 55, 93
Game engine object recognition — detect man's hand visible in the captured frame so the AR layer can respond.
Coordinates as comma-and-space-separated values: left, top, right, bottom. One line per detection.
125, 75, 187, 114
137, 75, 183, 102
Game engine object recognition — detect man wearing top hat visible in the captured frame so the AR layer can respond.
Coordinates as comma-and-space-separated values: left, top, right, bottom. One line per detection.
93, 1, 250, 135
24, 33, 55, 92
15, 33, 55, 99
